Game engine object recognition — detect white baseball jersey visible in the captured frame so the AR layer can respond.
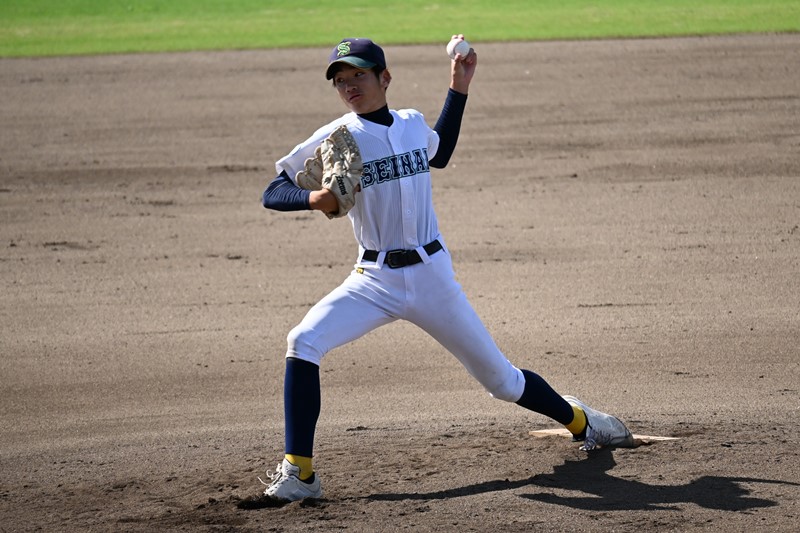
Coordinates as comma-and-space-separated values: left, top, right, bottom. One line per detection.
276, 109, 525, 403
277, 110, 440, 254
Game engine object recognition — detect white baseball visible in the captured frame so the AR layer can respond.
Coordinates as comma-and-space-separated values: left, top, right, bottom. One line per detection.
446, 38, 471, 60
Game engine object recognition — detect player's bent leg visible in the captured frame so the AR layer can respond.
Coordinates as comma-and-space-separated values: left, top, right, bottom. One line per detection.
286, 269, 399, 365
259, 358, 323, 502
283, 358, 320, 472
264, 270, 400, 502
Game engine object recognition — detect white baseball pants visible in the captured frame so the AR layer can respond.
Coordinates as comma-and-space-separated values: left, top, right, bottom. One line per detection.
286, 243, 526, 402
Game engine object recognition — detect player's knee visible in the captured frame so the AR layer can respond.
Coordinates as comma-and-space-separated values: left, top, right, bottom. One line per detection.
286, 325, 324, 365
488, 383, 519, 402
486, 368, 525, 402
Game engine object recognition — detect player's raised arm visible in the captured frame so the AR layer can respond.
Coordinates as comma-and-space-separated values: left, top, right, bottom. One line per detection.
429, 35, 476, 169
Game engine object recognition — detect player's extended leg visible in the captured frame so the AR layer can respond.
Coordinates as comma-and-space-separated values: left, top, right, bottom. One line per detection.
404, 253, 571, 416
407, 276, 575, 425
405, 251, 632, 449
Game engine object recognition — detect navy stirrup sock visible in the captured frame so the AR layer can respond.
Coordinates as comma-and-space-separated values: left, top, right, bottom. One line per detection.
284, 357, 321, 457
515, 369, 574, 425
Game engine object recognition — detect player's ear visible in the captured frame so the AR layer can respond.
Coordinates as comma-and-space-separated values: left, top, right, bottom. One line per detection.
380, 69, 391, 90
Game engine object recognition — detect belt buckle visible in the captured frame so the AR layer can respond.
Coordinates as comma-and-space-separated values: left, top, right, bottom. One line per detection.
384, 250, 406, 269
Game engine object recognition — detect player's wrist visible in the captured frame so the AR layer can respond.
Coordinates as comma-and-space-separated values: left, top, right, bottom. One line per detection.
308, 189, 339, 213
449, 82, 469, 95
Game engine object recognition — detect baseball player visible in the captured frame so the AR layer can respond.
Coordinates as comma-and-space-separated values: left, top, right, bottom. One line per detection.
257, 36, 633, 502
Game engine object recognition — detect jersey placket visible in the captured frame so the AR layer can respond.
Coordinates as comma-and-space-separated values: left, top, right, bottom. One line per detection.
388, 126, 419, 250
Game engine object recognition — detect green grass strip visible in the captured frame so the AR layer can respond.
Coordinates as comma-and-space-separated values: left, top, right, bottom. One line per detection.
1, 0, 798, 57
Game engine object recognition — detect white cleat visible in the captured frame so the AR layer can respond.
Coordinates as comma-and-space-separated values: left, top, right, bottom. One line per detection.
260, 459, 323, 501
563, 395, 634, 451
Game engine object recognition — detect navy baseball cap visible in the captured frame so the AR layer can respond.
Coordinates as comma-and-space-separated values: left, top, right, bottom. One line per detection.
325, 38, 386, 80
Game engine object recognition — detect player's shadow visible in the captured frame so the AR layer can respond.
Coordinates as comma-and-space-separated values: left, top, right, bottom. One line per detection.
366, 449, 795, 512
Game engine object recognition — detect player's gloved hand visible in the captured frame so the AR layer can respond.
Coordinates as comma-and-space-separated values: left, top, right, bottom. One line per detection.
319, 125, 363, 219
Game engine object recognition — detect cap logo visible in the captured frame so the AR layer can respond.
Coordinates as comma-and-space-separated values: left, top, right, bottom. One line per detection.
336, 42, 352, 57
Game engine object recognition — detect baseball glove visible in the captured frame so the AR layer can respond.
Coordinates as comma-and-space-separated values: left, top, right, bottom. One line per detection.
319, 125, 363, 219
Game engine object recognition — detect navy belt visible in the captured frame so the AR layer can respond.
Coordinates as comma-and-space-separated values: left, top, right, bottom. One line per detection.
362, 240, 443, 269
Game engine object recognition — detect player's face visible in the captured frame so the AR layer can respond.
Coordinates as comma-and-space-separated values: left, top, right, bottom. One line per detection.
332, 65, 390, 114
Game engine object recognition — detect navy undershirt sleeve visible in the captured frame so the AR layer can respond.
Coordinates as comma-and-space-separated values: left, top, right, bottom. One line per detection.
429, 89, 468, 169
262, 170, 311, 211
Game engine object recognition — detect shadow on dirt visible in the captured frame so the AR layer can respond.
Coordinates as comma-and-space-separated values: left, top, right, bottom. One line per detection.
366, 450, 796, 512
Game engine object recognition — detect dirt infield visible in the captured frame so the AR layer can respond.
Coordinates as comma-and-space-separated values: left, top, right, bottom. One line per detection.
1, 34, 799, 532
